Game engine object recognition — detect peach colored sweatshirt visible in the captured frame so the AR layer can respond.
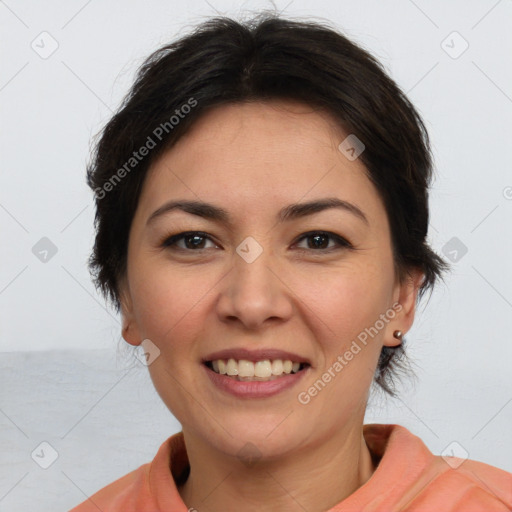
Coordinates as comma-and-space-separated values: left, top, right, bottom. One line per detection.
70, 424, 512, 511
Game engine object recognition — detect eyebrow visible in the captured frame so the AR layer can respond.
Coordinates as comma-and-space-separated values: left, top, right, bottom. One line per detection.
146, 197, 369, 227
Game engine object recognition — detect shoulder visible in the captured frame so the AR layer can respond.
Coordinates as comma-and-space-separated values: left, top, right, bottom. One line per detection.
387, 425, 512, 510
410, 455, 512, 510
68, 434, 183, 512
353, 424, 512, 511
68, 462, 153, 512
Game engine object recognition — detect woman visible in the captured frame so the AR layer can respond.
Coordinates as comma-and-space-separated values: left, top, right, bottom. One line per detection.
71, 14, 512, 512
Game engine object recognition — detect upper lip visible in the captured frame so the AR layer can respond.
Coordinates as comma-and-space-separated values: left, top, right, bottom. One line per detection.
203, 348, 311, 365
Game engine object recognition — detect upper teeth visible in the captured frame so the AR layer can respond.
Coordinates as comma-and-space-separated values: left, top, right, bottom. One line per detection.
211, 359, 301, 378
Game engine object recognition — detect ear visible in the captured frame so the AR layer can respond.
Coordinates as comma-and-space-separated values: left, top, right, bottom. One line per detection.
384, 268, 424, 347
118, 276, 142, 347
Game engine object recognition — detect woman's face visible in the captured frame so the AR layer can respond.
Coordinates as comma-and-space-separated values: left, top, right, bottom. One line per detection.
120, 100, 420, 458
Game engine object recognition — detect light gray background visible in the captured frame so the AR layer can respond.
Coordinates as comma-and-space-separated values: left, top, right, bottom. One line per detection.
1, 0, 511, 511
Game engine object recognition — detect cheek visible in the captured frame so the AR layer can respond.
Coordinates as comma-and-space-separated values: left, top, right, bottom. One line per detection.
128, 257, 220, 347
129, 261, 218, 420
291, 261, 390, 346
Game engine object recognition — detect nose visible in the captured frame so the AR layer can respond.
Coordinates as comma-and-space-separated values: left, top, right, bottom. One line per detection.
215, 249, 293, 331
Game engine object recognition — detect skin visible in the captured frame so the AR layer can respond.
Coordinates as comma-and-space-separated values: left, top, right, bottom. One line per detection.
119, 100, 423, 512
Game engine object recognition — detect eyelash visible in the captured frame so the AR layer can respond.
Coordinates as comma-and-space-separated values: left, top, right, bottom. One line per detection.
160, 230, 353, 253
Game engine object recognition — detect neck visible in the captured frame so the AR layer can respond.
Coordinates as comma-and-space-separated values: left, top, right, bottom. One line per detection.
178, 422, 375, 512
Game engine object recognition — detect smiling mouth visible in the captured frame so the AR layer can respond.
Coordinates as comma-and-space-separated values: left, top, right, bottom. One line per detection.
204, 358, 310, 381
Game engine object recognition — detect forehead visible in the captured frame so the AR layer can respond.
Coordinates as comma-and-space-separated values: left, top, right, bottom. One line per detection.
136, 101, 384, 224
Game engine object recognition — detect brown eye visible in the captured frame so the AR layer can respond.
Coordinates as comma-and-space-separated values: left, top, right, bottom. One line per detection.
295, 231, 352, 251
306, 233, 330, 249
161, 231, 218, 250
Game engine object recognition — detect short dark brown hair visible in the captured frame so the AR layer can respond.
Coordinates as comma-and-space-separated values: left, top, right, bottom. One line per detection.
87, 14, 448, 395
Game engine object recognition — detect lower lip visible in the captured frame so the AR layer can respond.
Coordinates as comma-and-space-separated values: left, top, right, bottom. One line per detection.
203, 364, 309, 399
